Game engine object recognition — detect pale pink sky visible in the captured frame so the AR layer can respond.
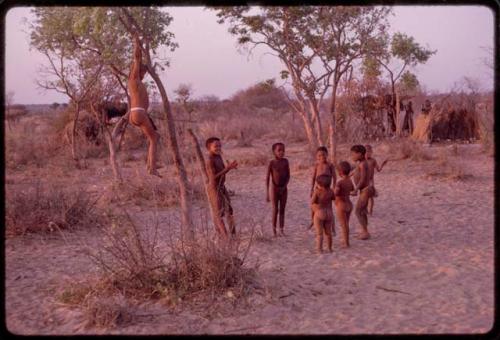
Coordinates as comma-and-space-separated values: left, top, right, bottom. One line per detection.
5, 6, 495, 104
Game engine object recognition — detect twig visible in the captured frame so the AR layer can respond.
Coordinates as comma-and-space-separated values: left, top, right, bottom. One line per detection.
375, 285, 411, 295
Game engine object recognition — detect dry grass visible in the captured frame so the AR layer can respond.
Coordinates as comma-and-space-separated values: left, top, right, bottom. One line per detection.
386, 139, 434, 162
5, 182, 105, 237
110, 171, 205, 208
237, 150, 270, 167
425, 152, 473, 181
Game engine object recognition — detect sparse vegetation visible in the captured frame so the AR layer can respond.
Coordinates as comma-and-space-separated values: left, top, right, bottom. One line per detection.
5, 182, 104, 237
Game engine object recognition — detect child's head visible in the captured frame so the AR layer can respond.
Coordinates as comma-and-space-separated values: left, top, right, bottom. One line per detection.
315, 174, 332, 189
316, 146, 328, 163
365, 144, 373, 158
337, 161, 351, 177
206, 137, 221, 155
350, 144, 366, 162
272, 142, 285, 159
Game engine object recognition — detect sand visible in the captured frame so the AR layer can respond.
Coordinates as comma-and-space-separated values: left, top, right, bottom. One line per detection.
5, 140, 494, 335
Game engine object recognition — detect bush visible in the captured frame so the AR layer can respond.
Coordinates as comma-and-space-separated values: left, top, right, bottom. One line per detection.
5, 183, 104, 237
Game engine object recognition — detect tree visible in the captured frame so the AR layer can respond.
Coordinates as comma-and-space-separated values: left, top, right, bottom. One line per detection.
174, 83, 195, 121
215, 6, 391, 162
215, 7, 334, 152
305, 6, 391, 163
116, 7, 194, 237
368, 32, 436, 135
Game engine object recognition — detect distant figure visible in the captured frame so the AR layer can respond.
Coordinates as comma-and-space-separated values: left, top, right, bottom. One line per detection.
402, 100, 414, 135
206, 137, 238, 237
266, 142, 290, 237
364, 145, 388, 216
309, 146, 337, 230
128, 33, 161, 177
421, 99, 432, 114
350, 145, 374, 240
334, 161, 355, 248
311, 174, 335, 253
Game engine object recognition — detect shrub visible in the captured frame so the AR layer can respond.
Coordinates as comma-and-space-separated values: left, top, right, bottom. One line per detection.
5, 182, 104, 237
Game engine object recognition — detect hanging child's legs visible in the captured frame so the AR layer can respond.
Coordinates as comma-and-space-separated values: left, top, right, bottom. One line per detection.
130, 110, 160, 177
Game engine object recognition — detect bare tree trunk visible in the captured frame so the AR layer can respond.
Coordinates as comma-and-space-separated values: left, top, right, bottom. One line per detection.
187, 129, 227, 237
309, 100, 324, 147
395, 91, 401, 137
71, 102, 80, 167
328, 81, 339, 166
148, 69, 194, 238
92, 104, 123, 182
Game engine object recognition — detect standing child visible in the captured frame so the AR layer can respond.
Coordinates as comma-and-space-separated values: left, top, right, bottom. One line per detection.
266, 142, 290, 237
334, 161, 355, 248
350, 145, 374, 240
311, 175, 335, 253
206, 137, 238, 237
364, 144, 388, 215
309, 146, 336, 232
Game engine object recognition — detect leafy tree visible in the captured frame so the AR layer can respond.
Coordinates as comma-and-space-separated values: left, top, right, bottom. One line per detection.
368, 32, 436, 134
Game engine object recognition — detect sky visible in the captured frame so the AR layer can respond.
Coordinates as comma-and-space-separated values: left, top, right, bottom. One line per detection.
4, 5, 495, 105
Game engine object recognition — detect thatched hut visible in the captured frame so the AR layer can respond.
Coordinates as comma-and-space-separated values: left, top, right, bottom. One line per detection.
411, 98, 480, 143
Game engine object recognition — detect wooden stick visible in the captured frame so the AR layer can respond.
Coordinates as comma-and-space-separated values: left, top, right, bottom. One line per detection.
187, 128, 228, 238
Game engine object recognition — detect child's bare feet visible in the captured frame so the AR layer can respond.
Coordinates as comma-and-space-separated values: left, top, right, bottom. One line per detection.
279, 229, 285, 236
341, 242, 350, 248
358, 232, 371, 240
317, 248, 324, 254
327, 248, 333, 253
273, 228, 278, 237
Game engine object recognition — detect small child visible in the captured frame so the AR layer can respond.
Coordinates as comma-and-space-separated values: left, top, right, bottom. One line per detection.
334, 161, 355, 248
309, 146, 336, 232
206, 137, 238, 237
266, 142, 290, 237
350, 145, 374, 240
311, 174, 335, 253
364, 144, 388, 215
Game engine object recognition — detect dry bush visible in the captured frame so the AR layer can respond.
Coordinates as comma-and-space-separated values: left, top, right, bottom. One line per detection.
198, 114, 272, 143
82, 208, 256, 311
5, 182, 104, 237
476, 101, 494, 156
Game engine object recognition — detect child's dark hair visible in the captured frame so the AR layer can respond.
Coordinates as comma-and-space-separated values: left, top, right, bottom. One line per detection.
316, 146, 328, 154
315, 174, 332, 188
337, 161, 351, 176
205, 137, 220, 149
350, 144, 366, 155
272, 142, 285, 152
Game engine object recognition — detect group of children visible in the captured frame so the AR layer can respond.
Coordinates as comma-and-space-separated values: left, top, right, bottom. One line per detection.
204, 137, 387, 253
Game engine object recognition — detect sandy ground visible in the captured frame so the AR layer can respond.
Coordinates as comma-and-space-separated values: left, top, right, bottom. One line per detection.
5, 140, 494, 335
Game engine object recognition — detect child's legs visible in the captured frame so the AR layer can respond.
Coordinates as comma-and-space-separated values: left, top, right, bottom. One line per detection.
336, 206, 349, 246
271, 188, 279, 231
324, 218, 333, 251
313, 215, 324, 251
222, 189, 235, 234
368, 196, 374, 214
355, 189, 371, 237
278, 188, 287, 230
